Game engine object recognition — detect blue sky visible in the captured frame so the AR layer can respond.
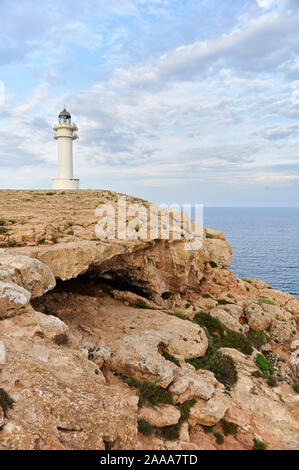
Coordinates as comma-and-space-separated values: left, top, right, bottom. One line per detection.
0, 0, 299, 205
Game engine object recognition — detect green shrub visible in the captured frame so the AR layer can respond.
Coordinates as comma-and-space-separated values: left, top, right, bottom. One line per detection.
161, 350, 180, 367
251, 370, 262, 378
0, 226, 8, 234
267, 375, 278, 387
292, 382, 299, 393
193, 312, 224, 336
185, 303, 191, 309
214, 432, 224, 445
247, 330, 267, 350
169, 311, 189, 321
217, 299, 233, 305
256, 353, 274, 375
186, 349, 237, 389
222, 421, 238, 436
124, 377, 172, 406
136, 301, 152, 309
53, 333, 68, 346
124, 376, 140, 388
202, 294, 213, 299
209, 261, 218, 268
179, 399, 196, 422
253, 438, 267, 450
0, 388, 14, 417
160, 424, 180, 440
215, 329, 253, 355
138, 419, 154, 436
243, 279, 252, 284
258, 298, 275, 306
194, 312, 253, 355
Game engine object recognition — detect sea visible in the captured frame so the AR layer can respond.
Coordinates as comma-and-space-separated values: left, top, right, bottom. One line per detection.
204, 207, 299, 298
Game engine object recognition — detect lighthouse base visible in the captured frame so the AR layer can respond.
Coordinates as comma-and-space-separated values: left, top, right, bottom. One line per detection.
52, 178, 80, 190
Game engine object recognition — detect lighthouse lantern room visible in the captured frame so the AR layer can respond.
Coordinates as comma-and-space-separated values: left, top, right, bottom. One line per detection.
53, 107, 80, 190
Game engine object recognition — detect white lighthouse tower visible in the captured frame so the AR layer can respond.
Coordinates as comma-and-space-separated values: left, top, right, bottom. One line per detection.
52, 107, 79, 190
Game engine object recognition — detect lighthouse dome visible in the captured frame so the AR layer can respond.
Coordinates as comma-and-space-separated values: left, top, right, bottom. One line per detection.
59, 107, 71, 123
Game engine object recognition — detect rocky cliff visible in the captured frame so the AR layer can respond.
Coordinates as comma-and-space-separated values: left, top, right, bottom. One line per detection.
0, 190, 298, 450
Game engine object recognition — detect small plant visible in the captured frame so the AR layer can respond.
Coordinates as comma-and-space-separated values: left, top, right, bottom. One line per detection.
243, 279, 252, 284
253, 438, 267, 450
256, 353, 274, 375
160, 424, 180, 440
258, 298, 275, 306
214, 432, 224, 445
179, 399, 196, 422
0, 388, 14, 417
222, 421, 238, 436
215, 329, 253, 355
161, 350, 181, 367
202, 294, 213, 299
209, 261, 218, 268
217, 299, 233, 305
124, 377, 172, 406
169, 311, 189, 321
185, 303, 191, 309
251, 370, 262, 378
0, 218, 6, 226
247, 330, 267, 350
193, 312, 224, 336
267, 375, 278, 387
46, 192, 55, 196
136, 301, 152, 309
0, 226, 8, 234
194, 312, 253, 355
186, 349, 238, 389
138, 419, 154, 436
292, 382, 299, 393
53, 333, 68, 346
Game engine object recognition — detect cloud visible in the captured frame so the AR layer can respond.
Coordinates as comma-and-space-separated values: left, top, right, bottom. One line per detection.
0, 0, 298, 205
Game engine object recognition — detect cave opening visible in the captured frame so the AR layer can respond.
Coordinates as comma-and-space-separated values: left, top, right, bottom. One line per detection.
38, 268, 151, 300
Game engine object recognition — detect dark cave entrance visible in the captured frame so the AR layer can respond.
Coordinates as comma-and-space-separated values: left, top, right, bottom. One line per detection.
41, 268, 151, 300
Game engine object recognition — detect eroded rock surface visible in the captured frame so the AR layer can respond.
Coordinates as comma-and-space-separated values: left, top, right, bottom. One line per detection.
0, 190, 298, 450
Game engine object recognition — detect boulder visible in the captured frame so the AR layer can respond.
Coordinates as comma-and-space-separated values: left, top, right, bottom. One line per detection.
0, 252, 55, 298
209, 307, 249, 334
169, 367, 217, 403
243, 301, 272, 331
0, 335, 137, 450
138, 404, 180, 427
189, 391, 230, 426
203, 238, 232, 267
0, 281, 31, 318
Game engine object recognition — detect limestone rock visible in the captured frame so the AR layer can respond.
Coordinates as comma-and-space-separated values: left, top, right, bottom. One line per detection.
224, 403, 248, 427
138, 404, 180, 427
189, 391, 230, 426
204, 227, 226, 240
0, 252, 55, 298
203, 238, 232, 267
0, 407, 4, 428
218, 348, 257, 374
111, 290, 160, 309
0, 335, 137, 450
209, 307, 249, 334
243, 301, 272, 331
285, 298, 299, 317
258, 288, 293, 307
169, 367, 217, 403
0, 281, 31, 318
